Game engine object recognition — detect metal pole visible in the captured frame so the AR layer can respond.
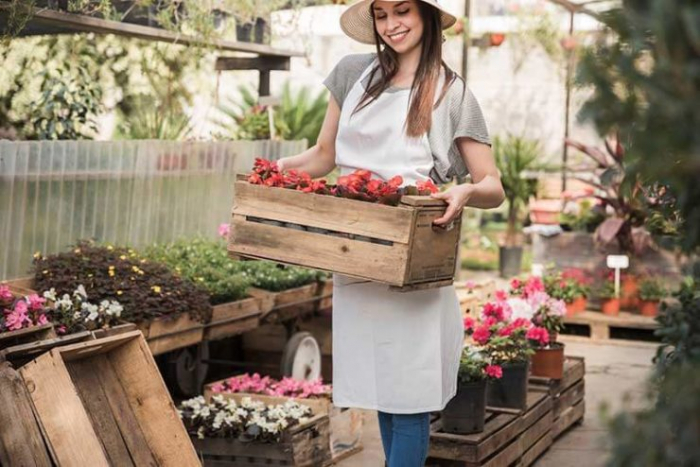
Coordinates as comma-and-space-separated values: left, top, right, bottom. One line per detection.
562, 9, 575, 192
461, 0, 471, 81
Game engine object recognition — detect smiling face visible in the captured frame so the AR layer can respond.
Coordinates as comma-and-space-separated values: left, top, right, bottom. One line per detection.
372, 0, 424, 55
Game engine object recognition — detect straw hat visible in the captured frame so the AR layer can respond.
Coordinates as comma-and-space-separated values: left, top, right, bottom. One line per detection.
340, 0, 457, 45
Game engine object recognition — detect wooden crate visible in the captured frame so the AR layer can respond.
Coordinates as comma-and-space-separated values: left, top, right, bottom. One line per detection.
1, 276, 37, 297
0, 324, 57, 352
248, 283, 319, 324
191, 413, 332, 467
203, 381, 363, 463
0, 331, 93, 367
205, 298, 261, 341
317, 278, 333, 312
19, 331, 199, 466
229, 177, 461, 291
428, 390, 553, 467
529, 356, 586, 440
138, 312, 204, 356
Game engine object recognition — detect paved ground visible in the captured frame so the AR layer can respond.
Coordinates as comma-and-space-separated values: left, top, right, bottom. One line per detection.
336, 338, 657, 467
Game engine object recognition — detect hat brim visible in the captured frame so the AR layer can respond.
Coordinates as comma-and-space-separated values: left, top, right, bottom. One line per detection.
340, 0, 457, 45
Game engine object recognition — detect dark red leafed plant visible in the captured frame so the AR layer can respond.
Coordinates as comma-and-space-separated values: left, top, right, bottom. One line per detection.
247, 158, 439, 206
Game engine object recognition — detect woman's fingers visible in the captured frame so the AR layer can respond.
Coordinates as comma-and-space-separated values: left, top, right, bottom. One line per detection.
433, 197, 461, 225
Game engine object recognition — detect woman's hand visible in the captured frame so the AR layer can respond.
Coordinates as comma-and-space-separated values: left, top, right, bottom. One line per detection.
430, 184, 474, 226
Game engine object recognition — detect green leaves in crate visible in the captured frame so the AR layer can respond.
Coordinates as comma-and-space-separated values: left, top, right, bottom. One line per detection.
143, 237, 251, 305
32, 240, 212, 324
237, 261, 324, 293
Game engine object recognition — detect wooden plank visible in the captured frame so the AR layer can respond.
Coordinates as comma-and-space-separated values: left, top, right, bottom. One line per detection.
0, 323, 56, 351
144, 312, 204, 355
108, 334, 201, 466
2, 5, 304, 57
400, 195, 449, 207
94, 354, 159, 466
481, 436, 521, 467
57, 332, 135, 362
553, 380, 585, 419
206, 298, 261, 341
0, 362, 52, 467
215, 56, 290, 71
391, 279, 455, 292
230, 216, 409, 286
518, 411, 553, 456
517, 432, 553, 467
19, 350, 110, 466
429, 413, 518, 463
552, 401, 585, 439
330, 408, 364, 462
264, 283, 319, 323
66, 359, 135, 467
248, 287, 276, 314
529, 356, 585, 396
0, 331, 93, 365
233, 181, 415, 244
91, 323, 138, 339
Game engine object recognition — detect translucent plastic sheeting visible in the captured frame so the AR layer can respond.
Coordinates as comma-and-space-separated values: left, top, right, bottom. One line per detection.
0, 139, 307, 280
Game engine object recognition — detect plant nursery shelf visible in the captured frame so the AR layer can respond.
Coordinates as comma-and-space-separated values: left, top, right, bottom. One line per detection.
427, 357, 586, 467
229, 178, 461, 291
562, 311, 658, 341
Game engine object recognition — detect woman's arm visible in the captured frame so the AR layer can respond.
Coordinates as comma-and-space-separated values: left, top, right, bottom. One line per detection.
432, 137, 505, 226
276, 97, 341, 178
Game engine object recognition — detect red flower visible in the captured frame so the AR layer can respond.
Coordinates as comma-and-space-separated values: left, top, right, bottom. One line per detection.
416, 178, 438, 194
511, 318, 532, 330
498, 324, 514, 337
463, 316, 475, 331
472, 325, 492, 345
510, 278, 522, 289
526, 326, 550, 346
485, 365, 503, 379
494, 289, 509, 302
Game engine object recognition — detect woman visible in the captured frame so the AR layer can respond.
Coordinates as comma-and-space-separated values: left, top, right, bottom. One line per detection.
277, 1, 504, 465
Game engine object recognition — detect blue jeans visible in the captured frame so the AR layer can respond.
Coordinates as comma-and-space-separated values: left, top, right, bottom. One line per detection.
378, 411, 430, 467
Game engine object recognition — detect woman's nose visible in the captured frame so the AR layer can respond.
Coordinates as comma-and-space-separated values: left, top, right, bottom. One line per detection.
386, 14, 401, 32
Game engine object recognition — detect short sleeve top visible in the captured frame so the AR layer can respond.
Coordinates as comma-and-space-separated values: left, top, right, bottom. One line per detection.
323, 53, 491, 184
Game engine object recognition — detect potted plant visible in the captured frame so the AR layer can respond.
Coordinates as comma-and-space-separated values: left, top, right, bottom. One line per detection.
544, 269, 591, 316
469, 301, 534, 410
493, 136, 540, 278
528, 324, 565, 379
638, 277, 667, 317
441, 346, 503, 434
598, 280, 620, 316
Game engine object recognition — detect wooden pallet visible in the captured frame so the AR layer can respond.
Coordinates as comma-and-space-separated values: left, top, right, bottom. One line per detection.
191, 413, 332, 466
530, 357, 586, 441
562, 311, 658, 340
428, 390, 553, 467
19, 331, 199, 466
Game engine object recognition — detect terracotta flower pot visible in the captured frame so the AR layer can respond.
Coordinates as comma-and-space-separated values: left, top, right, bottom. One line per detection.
487, 361, 529, 410
639, 300, 660, 317
620, 275, 639, 310
601, 298, 620, 316
565, 296, 587, 316
531, 343, 565, 379
441, 380, 487, 434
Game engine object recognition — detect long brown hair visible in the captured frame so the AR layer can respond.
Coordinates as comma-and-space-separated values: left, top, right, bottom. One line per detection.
354, 1, 460, 138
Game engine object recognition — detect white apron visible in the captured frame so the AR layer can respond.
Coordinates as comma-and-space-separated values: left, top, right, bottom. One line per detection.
331, 61, 463, 414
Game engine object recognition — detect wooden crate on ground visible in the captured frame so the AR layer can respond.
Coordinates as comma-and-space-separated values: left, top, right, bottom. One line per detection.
138, 312, 204, 355
562, 311, 658, 341
19, 331, 200, 466
248, 283, 319, 324
529, 356, 586, 439
205, 298, 261, 341
203, 380, 363, 463
229, 177, 461, 291
427, 390, 553, 467
192, 413, 332, 467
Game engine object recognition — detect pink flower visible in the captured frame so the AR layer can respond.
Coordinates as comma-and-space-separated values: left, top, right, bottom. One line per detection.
485, 365, 503, 379
36, 314, 49, 326
4, 301, 29, 331
494, 289, 509, 302
526, 326, 550, 346
527, 291, 550, 311
511, 318, 533, 330
218, 223, 230, 239
57, 325, 67, 334
523, 277, 545, 298
0, 285, 13, 302
27, 294, 46, 311
510, 278, 522, 290
472, 325, 492, 345
465, 280, 476, 291
482, 302, 511, 322
548, 298, 567, 317
463, 317, 475, 331
498, 325, 514, 337
211, 383, 225, 393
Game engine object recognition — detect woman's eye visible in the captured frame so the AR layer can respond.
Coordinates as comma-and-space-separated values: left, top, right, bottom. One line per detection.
375, 14, 387, 20
396, 9, 410, 15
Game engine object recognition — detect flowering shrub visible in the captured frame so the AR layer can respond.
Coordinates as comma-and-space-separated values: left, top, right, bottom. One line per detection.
143, 237, 251, 305
210, 373, 331, 400
508, 277, 567, 336
544, 268, 591, 303
457, 346, 503, 384
179, 395, 312, 442
33, 241, 212, 324
247, 158, 439, 206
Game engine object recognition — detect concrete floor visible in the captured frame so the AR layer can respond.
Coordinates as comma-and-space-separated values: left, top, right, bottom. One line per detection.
336, 338, 657, 467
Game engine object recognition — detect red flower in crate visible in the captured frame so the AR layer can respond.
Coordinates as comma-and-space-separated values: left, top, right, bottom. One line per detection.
416, 179, 439, 194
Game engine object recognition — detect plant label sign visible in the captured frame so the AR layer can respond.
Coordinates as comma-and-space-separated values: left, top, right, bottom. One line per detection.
607, 255, 629, 298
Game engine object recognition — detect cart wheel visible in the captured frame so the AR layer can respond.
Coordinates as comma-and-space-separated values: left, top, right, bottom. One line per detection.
280, 332, 321, 381
168, 342, 210, 397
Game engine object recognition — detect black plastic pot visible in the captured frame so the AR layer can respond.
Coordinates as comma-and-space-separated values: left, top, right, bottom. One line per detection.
498, 246, 523, 278
441, 380, 487, 434
487, 361, 529, 409
236, 17, 269, 44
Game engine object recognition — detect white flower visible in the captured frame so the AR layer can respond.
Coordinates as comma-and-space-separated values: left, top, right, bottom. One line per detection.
43, 288, 57, 301
82, 302, 99, 321
507, 298, 535, 321
74, 285, 88, 299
